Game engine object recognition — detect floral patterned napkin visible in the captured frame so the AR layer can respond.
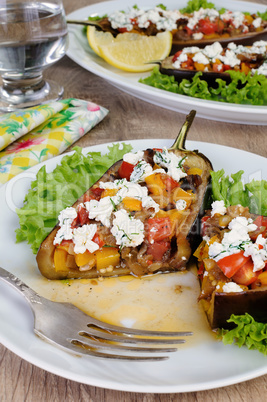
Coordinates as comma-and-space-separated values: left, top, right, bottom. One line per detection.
0, 98, 108, 184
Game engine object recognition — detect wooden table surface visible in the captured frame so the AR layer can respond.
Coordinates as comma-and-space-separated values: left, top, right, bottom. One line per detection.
1, 0, 267, 400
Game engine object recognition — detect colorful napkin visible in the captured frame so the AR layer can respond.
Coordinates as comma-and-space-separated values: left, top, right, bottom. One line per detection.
0, 98, 108, 184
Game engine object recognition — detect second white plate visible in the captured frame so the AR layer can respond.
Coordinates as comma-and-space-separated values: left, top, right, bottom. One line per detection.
66, 0, 267, 125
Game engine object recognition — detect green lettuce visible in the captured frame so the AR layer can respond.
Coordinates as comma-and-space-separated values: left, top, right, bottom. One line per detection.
180, 0, 215, 13
139, 67, 267, 106
210, 169, 267, 215
16, 143, 132, 254
219, 314, 267, 355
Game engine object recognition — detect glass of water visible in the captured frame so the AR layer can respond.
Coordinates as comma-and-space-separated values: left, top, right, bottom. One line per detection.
0, 0, 68, 112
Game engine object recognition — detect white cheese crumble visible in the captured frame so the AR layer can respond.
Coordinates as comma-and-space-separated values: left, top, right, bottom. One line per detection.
130, 160, 165, 183
176, 199, 187, 211
211, 200, 227, 217
53, 207, 77, 245
111, 209, 144, 248
123, 150, 144, 165
73, 224, 99, 254
153, 147, 187, 182
243, 234, 267, 272
222, 282, 244, 293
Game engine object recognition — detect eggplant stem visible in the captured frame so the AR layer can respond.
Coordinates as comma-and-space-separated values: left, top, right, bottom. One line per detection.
169, 110, 196, 151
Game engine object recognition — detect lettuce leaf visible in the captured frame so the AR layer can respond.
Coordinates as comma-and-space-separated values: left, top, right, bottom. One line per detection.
16, 143, 132, 254
210, 169, 267, 215
179, 0, 215, 13
139, 67, 267, 106
219, 313, 267, 355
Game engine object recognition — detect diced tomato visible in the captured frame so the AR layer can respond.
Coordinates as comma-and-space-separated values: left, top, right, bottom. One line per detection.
118, 27, 128, 33
198, 18, 216, 35
118, 161, 135, 180
181, 57, 194, 70
153, 148, 163, 152
83, 187, 104, 202
57, 239, 73, 252
212, 63, 223, 73
232, 259, 259, 286
147, 217, 172, 243
184, 26, 193, 36
197, 262, 205, 280
217, 251, 251, 278
253, 216, 267, 238
147, 240, 171, 261
92, 232, 105, 248
161, 174, 180, 192
77, 204, 89, 226
223, 64, 231, 72
172, 51, 182, 63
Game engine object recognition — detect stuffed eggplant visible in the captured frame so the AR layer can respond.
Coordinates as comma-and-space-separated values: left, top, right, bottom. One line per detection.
194, 201, 267, 329
160, 40, 267, 86
74, 5, 267, 50
36, 111, 213, 280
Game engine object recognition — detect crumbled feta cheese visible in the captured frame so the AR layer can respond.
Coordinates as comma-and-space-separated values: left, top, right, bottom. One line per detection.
85, 197, 115, 227
111, 209, 144, 248
222, 282, 244, 293
176, 199, 187, 211
123, 150, 144, 165
252, 17, 262, 28
211, 200, 227, 217
243, 234, 267, 272
73, 224, 99, 254
153, 147, 187, 182
193, 52, 209, 65
53, 206, 77, 245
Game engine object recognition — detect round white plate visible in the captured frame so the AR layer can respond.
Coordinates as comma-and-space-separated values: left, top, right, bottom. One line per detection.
66, 0, 267, 125
0, 139, 267, 393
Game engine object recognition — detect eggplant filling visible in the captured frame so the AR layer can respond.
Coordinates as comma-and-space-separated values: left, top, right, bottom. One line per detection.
38, 146, 211, 279
194, 202, 267, 327
162, 40, 267, 76
97, 6, 267, 43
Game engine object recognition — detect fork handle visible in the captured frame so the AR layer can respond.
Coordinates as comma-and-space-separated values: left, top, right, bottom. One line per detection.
0, 266, 41, 306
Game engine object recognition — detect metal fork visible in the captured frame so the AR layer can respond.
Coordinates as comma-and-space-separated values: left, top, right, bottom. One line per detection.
0, 266, 192, 361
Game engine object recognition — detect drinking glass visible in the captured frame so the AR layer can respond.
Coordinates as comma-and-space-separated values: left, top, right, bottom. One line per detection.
0, 0, 68, 112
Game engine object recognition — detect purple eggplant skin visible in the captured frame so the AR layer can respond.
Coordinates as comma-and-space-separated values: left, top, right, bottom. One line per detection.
160, 56, 232, 86
207, 288, 267, 330
171, 27, 267, 52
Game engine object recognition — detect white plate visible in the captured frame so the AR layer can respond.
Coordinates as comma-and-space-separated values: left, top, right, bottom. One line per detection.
0, 139, 267, 393
66, 0, 267, 125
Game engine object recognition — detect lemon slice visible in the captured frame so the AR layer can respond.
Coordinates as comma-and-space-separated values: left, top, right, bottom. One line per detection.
87, 26, 114, 56
98, 32, 172, 72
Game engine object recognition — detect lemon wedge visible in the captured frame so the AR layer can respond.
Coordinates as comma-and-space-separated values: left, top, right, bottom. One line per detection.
87, 26, 114, 56
98, 31, 172, 72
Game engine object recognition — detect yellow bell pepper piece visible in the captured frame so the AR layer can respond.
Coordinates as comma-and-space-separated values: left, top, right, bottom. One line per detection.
95, 247, 120, 271
75, 250, 96, 267
258, 271, 267, 286
172, 187, 192, 208
187, 167, 203, 176
145, 173, 166, 196
122, 197, 142, 211
54, 248, 69, 272
101, 188, 118, 198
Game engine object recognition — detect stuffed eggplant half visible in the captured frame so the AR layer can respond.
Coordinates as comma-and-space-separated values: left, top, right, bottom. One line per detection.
84, 6, 267, 50
194, 201, 267, 329
160, 40, 267, 86
36, 113, 212, 280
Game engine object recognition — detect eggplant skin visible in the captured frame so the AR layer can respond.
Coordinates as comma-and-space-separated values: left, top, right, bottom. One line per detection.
36, 147, 213, 280
207, 289, 267, 329
160, 56, 232, 86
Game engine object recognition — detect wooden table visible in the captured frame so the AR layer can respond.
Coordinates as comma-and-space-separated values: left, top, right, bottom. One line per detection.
1, 0, 267, 400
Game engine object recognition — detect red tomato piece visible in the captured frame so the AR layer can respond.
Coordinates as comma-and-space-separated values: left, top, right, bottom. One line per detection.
83, 187, 104, 202
147, 240, 171, 261
92, 232, 105, 248
147, 217, 172, 243
198, 18, 216, 35
118, 27, 128, 33
232, 259, 259, 286
212, 63, 223, 73
77, 205, 89, 226
161, 174, 180, 192
118, 161, 135, 180
201, 216, 210, 236
217, 251, 251, 278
